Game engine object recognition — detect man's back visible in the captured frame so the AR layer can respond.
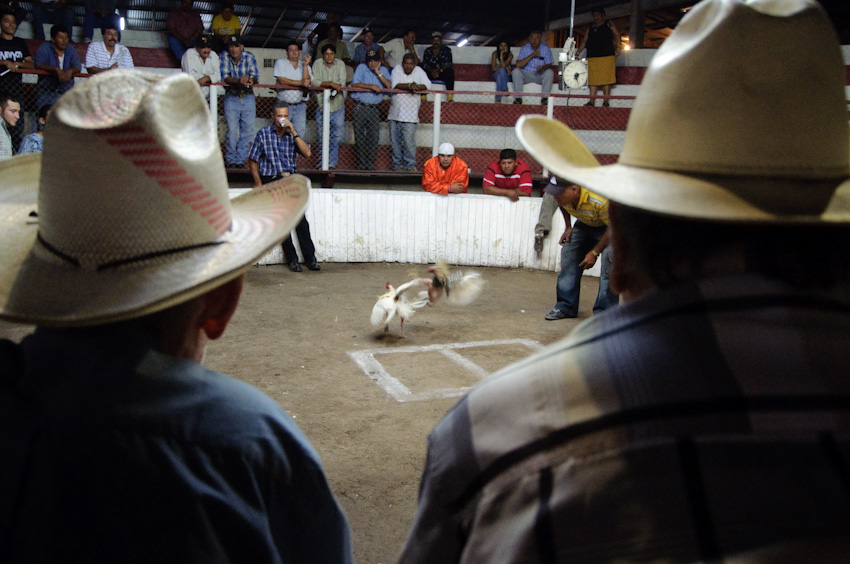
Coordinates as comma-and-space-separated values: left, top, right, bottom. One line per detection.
1, 324, 352, 563
399, 272, 850, 563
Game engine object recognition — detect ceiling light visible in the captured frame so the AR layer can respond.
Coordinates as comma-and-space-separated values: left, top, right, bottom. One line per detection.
457, 38, 468, 47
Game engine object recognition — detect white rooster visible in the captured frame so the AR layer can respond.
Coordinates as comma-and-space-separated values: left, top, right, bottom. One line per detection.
370, 278, 433, 337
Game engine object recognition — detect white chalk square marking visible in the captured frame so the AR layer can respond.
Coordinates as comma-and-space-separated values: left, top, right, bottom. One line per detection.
347, 339, 545, 402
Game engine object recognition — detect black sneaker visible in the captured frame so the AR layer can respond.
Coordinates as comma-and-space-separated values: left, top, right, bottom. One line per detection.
288, 262, 303, 272
306, 260, 321, 271
545, 308, 575, 320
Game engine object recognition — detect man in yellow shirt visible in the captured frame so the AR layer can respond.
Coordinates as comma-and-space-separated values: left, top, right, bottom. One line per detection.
422, 142, 468, 195
211, 2, 241, 51
545, 176, 618, 319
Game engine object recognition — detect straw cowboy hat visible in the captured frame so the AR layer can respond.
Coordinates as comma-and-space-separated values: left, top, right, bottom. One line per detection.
517, 0, 850, 223
0, 70, 309, 326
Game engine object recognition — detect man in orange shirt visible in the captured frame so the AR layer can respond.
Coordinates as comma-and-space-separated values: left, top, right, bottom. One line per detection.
422, 142, 469, 195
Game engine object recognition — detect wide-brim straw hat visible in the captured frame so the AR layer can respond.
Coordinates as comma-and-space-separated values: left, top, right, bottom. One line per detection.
0, 70, 308, 326
517, 0, 850, 223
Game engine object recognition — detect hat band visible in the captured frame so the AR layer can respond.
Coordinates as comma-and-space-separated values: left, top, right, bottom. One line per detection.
38, 232, 224, 271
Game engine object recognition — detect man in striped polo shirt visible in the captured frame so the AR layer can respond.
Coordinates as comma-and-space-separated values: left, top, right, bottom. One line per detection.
398, 1, 850, 562
482, 148, 533, 201
544, 176, 618, 320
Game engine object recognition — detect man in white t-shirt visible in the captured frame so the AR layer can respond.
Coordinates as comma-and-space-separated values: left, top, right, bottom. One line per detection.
383, 29, 418, 70
388, 53, 431, 172
273, 40, 312, 139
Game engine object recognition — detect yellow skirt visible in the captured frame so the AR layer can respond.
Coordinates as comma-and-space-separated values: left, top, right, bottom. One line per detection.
587, 55, 616, 86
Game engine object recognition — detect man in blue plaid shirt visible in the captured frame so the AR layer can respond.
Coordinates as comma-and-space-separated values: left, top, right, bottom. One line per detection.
247, 100, 319, 273
220, 35, 258, 167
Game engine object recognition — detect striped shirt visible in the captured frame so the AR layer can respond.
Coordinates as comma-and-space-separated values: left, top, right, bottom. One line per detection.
483, 160, 533, 194
398, 272, 850, 563
247, 125, 298, 176
564, 185, 608, 227
84, 41, 134, 72
220, 50, 258, 96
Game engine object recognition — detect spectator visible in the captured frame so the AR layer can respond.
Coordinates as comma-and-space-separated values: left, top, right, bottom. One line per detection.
311, 43, 346, 170
422, 142, 468, 195
273, 40, 312, 141
31, 0, 75, 41
247, 100, 320, 273
482, 148, 532, 201
350, 49, 390, 170
83, 0, 119, 43
0, 91, 19, 159
166, 0, 203, 62
85, 22, 133, 73
0, 11, 33, 151
511, 30, 556, 105
576, 8, 620, 107
306, 11, 338, 57
316, 24, 352, 67
211, 2, 241, 53
352, 27, 384, 66
384, 28, 418, 69
421, 31, 454, 101
491, 41, 512, 102
543, 176, 618, 320
220, 35, 257, 168
388, 53, 430, 172
18, 103, 50, 155
34, 24, 80, 109
0, 70, 352, 562
398, 2, 850, 562
181, 35, 221, 102
0, 1, 26, 28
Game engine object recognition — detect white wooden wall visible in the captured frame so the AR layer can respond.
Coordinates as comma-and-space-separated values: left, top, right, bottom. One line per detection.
231, 188, 602, 277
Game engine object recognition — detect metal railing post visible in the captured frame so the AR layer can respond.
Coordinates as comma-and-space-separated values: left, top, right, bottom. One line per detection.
432, 92, 441, 156
322, 89, 330, 171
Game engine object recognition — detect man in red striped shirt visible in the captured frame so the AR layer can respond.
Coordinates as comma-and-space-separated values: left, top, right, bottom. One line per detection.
482, 149, 533, 201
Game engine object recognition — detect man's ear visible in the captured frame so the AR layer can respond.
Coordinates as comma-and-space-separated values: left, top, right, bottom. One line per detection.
200, 273, 245, 340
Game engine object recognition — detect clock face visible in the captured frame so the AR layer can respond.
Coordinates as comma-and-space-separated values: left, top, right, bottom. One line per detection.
563, 61, 588, 89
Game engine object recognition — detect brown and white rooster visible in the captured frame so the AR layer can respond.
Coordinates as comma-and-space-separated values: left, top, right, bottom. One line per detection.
427, 261, 485, 306
370, 278, 433, 337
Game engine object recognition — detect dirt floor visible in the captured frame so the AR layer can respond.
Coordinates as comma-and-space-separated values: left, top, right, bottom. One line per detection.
0, 262, 603, 564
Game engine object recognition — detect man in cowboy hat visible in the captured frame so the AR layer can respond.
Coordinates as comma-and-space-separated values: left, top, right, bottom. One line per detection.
0, 70, 353, 562
397, 1, 850, 562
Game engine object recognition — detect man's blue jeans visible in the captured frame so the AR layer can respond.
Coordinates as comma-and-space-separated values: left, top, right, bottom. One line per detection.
287, 102, 307, 141
315, 105, 344, 168
555, 221, 619, 316
224, 93, 255, 166
389, 120, 416, 170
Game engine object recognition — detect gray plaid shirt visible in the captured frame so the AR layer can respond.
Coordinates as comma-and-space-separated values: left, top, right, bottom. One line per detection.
399, 272, 850, 563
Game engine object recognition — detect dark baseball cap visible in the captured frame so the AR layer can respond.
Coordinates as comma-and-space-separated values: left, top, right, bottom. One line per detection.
195, 35, 212, 48
365, 49, 380, 62
228, 35, 243, 46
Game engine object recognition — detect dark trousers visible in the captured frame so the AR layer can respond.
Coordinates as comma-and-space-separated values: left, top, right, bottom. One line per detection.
352, 101, 379, 170
260, 174, 316, 264
431, 67, 455, 91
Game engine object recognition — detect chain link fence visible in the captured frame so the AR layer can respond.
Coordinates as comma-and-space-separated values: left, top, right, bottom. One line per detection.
211, 83, 633, 176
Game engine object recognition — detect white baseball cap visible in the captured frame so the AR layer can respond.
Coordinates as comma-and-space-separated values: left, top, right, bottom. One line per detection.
438, 142, 455, 156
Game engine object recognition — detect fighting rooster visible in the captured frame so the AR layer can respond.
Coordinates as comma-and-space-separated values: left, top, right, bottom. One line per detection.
370, 278, 433, 337
427, 261, 485, 306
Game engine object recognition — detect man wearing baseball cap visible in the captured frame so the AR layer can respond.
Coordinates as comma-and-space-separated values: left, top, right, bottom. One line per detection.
350, 48, 391, 170
542, 175, 619, 320
0, 70, 352, 562
398, 1, 850, 562
422, 142, 468, 195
